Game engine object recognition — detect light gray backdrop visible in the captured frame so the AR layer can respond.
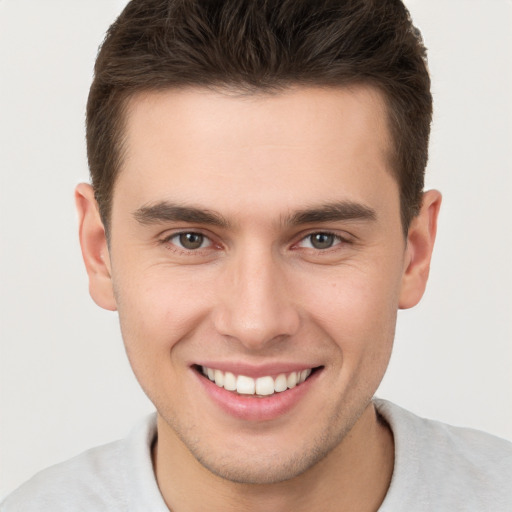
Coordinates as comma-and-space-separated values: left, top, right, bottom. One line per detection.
1, 0, 511, 498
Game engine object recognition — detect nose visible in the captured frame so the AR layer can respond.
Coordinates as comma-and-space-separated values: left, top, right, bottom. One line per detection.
212, 245, 300, 351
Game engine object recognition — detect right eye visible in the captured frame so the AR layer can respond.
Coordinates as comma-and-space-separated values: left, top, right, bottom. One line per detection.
166, 232, 213, 251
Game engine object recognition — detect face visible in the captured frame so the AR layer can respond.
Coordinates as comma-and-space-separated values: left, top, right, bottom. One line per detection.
82, 86, 431, 484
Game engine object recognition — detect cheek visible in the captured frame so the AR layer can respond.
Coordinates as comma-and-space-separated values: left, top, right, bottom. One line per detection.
299, 266, 401, 355
114, 270, 216, 410
115, 268, 215, 362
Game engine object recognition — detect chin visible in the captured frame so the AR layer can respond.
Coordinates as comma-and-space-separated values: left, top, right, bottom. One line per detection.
196, 453, 315, 485
187, 430, 344, 485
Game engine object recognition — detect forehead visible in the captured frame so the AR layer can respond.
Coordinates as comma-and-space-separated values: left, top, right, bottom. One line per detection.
115, 85, 398, 224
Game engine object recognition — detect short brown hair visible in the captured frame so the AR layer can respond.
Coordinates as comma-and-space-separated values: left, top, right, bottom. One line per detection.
87, 0, 431, 234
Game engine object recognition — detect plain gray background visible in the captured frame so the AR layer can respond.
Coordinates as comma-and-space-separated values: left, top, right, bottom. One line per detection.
1, 0, 511, 498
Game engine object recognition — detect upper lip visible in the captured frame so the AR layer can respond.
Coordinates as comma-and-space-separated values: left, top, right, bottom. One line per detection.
193, 362, 321, 378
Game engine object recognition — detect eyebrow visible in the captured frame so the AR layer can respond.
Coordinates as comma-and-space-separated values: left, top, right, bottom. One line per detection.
133, 200, 376, 229
133, 202, 230, 228
284, 201, 377, 226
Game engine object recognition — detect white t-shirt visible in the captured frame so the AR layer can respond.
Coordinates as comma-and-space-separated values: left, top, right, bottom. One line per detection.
2, 399, 511, 511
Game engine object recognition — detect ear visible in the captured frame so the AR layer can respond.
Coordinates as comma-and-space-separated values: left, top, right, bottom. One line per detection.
75, 183, 117, 311
399, 189, 442, 309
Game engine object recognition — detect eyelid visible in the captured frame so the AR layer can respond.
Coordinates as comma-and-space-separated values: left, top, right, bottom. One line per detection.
292, 230, 352, 250
160, 229, 219, 252
158, 228, 353, 253
175, 232, 211, 249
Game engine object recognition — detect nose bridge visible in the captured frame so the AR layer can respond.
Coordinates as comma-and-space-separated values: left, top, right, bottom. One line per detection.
213, 243, 299, 349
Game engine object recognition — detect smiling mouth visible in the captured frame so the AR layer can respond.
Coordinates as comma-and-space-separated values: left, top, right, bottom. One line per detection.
195, 365, 320, 397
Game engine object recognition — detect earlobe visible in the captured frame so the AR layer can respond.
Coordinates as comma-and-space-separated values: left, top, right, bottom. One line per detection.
399, 189, 442, 310
75, 183, 117, 311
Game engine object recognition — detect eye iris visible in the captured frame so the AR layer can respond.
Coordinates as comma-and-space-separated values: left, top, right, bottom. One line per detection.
311, 233, 334, 249
179, 233, 203, 249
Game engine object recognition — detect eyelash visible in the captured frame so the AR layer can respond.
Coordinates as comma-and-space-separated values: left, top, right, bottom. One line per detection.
160, 231, 214, 253
159, 230, 351, 254
294, 231, 349, 251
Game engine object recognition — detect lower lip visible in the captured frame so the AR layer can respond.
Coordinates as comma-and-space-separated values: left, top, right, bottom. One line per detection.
194, 369, 320, 422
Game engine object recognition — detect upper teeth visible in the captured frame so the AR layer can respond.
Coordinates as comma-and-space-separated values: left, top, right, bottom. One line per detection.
202, 366, 312, 396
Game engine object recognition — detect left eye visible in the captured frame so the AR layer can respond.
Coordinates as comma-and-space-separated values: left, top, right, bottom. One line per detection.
298, 232, 342, 250
169, 232, 212, 250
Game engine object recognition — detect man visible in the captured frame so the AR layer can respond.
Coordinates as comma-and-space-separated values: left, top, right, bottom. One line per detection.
2, 0, 511, 510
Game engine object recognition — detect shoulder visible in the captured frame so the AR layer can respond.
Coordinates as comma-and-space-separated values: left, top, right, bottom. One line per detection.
0, 440, 126, 512
0, 414, 164, 512
375, 399, 512, 511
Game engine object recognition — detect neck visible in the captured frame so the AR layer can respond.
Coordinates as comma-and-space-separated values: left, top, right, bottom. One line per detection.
153, 402, 394, 512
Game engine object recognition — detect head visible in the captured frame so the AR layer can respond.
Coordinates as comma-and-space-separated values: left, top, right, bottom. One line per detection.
77, 0, 441, 488
87, 0, 432, 237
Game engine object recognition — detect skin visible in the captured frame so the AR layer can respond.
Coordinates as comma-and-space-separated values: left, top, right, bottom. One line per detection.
76, 85, 441, 511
